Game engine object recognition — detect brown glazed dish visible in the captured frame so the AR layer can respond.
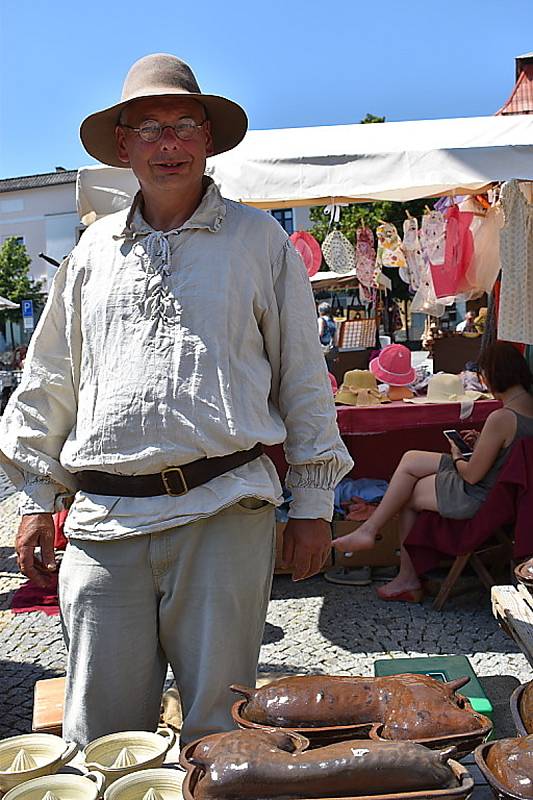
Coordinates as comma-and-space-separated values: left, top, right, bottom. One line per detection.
181, 729, 474, 800
475, 738, 533, 800
510, 681, 533, 736
515, 558, 533, 589
231, 674, 492, 752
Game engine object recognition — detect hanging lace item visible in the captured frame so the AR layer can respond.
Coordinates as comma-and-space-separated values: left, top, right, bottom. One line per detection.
402, 217, 425, 291
321, 230, 356, 274
420, 210, 446, 265
355, 227, 377, 302
134, 231, 180, 325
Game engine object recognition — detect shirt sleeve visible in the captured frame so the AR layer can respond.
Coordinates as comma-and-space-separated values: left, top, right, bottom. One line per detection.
269, 239, 353, 521
0, 256, 81, 501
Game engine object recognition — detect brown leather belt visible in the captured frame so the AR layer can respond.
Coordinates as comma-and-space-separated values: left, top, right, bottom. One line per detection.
75, 444, 264, 497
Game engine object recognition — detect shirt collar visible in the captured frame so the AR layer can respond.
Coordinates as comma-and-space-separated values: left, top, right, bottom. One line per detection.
119, 176, 227, 239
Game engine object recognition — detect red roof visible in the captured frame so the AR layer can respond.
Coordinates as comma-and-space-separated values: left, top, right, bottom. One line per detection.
497, 62, 533, 115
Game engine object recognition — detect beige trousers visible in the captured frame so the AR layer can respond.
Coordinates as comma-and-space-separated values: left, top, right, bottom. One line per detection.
59, 501, 275, 747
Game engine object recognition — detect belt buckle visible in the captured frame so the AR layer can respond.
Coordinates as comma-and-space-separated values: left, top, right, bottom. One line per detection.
161, 467, 188, 496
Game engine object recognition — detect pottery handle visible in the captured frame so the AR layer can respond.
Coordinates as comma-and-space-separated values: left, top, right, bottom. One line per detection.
438, 746, 458, 763
85, 770, 106, 794
59, 740, 78, 766
229, 684, 254, 699
156, 726, 176, 751
444, 676, 470, 693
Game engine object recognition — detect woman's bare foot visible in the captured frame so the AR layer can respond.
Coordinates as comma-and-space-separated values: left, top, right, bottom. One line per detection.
333, 522, 378, 553
376, 575, 422, 598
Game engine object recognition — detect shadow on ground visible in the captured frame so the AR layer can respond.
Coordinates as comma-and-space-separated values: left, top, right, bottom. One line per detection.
271, 575, 524, 656
0, 660, 64, 737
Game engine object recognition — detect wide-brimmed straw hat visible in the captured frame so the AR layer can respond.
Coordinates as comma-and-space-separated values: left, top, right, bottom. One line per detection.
80, 53, 248, 167
369, 344, 416, 387
335, 370, 390, 407
405, 372, 491, 419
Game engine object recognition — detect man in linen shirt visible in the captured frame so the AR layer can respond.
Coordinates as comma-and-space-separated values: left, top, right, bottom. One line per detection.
0, 54, 352, 746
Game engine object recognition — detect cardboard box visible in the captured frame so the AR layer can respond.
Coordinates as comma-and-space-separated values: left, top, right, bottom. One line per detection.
32, 676, 65, 734
332, 517, 400, 568
275, 521, 333, 574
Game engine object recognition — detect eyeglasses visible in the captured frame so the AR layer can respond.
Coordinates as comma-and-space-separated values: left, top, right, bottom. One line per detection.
119, 119, 207, 143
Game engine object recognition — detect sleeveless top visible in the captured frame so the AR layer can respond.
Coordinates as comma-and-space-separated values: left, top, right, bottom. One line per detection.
465, 409, 533, 503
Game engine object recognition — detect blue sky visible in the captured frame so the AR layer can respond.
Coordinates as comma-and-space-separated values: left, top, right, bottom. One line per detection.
1, 0, 532, 179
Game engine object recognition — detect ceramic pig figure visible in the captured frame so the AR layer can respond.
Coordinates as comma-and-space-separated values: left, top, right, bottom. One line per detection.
486, 734, 533, 798
231, 673, 484, 740
192, 732, 458, 799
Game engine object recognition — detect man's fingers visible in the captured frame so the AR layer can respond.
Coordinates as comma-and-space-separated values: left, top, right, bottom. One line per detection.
292, 552, 312, 582
40, 534, 57, 572
17, 545, 48, 587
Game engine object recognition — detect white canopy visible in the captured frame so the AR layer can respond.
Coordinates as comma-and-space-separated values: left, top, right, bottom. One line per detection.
77, 113, 533, 222
0, 295, 19, 310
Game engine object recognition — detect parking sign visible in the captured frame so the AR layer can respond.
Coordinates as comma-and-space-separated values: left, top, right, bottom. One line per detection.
21, 299, 34, 331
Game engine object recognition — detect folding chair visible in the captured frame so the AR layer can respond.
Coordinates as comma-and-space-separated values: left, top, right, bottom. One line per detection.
405, 438, 533, 610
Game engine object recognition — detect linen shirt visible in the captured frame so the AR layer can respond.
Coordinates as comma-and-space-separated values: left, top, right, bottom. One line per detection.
0, 179, 353, 539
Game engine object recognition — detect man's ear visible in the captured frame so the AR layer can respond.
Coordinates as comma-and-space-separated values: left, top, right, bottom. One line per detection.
204, 120, 215, 157
115, 126, 131, 165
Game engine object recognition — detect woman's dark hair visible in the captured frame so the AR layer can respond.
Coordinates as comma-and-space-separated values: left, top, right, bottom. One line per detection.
478, 341, 532, 394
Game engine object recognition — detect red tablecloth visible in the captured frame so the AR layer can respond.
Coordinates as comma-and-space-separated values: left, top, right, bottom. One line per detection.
335, 399, 500, 435
266, 400, 501, 482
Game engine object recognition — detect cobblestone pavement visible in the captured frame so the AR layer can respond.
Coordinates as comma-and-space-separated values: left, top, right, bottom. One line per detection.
1, 469, 532, 739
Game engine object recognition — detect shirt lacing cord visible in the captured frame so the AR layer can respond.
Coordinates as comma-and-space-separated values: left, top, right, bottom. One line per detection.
134, 230, 180, 325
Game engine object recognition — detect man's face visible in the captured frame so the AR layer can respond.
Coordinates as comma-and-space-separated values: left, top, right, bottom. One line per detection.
115, 96, 214, 196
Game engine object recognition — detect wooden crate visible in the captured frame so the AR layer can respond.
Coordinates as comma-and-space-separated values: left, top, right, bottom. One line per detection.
32, 676, 65, 735
275, 521, 333, 574
332, 517, 400, 568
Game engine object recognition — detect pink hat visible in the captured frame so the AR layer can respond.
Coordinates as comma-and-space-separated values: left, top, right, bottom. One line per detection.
369, 344, 416, 386
290, 231, 322, 277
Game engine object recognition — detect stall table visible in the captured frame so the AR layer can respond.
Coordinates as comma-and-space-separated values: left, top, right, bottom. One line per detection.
267, 400, 500, 482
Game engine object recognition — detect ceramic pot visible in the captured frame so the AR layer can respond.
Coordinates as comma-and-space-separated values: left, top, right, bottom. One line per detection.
103, 767, 184, 799
0, 734, 77, 794
231, 698, 373, 748
182, 757, 474, 800
84, 728, 175, 785
2, 771, 105, 800
475, 740, 532, 800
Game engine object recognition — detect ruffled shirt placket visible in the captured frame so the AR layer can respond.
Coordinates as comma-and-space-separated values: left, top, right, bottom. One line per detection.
133, 230, 181, 326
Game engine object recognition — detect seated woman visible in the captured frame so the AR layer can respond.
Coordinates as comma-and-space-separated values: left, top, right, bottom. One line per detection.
333, 342, 533, 602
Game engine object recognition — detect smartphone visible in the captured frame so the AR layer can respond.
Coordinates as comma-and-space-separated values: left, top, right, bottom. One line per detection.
443, 429, 473, 457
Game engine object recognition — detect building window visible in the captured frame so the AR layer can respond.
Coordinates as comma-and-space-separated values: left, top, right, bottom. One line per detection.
2, 235, 24, 246
271, 208, 294, 235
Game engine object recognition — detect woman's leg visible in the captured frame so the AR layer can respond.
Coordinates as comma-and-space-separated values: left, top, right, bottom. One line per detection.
377, 474, 439, 597
333, 451, 442, 553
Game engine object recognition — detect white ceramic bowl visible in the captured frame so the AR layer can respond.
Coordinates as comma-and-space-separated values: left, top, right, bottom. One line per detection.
2, 771, 105, 800
0, 735, 77, 794
103, 768, 184, 800
84, 729, 175, 785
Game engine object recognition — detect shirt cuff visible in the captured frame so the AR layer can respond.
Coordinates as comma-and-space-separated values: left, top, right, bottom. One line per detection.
288, 487, 334, 521
18, 476, 61, 515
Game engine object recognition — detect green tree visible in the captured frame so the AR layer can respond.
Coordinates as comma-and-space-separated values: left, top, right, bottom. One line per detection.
308, 113, 430, 300
0, 237, 45, 325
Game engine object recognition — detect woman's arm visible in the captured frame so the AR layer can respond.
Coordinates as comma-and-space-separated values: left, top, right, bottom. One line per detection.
454, 409, 515, 484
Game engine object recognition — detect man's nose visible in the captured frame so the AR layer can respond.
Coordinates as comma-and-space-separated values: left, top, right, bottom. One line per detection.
159, 126, 183, 148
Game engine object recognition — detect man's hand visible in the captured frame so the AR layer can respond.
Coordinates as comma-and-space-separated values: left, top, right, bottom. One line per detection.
15, 514, 57, 588
281, 518, 332, 582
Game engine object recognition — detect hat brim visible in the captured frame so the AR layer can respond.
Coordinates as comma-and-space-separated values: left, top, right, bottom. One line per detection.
404, 390, 487, 404
369, 357, 416, 387
80, 91, 248, 167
